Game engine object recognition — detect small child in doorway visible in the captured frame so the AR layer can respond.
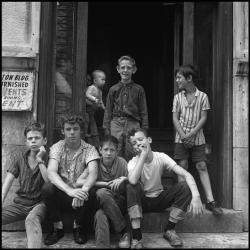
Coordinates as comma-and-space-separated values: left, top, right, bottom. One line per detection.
172, 64, 223, 215
103, 55, 149, 161
85, 70, 106, 147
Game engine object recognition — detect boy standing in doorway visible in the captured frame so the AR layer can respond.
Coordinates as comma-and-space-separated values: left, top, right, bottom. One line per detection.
85, 70, 106, 148
172, 64, 223, 215
103, 55, 148, 161
2, 122, 49, 248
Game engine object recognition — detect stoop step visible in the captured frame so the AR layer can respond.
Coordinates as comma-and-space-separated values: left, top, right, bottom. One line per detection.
2, 208, 244, 233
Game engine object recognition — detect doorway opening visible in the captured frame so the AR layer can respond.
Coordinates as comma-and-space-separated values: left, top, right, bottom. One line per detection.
87, 2, 177, 146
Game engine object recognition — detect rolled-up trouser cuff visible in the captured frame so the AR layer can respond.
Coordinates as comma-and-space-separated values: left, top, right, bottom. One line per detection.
128, 204, 143, 220
169, 207, 186, 223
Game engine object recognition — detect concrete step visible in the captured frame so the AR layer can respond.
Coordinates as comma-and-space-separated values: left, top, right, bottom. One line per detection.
2, 231, 249, 248
2, 208, 244, 234
142, 208, 244, 233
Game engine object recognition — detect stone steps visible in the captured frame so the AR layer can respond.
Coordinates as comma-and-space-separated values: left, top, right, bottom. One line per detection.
2, 207, 244, 234
2, 231, 249, 249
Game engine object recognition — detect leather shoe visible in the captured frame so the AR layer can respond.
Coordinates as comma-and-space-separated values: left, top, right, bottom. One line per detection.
73, 227, 88, 244
44, 228, 64, 245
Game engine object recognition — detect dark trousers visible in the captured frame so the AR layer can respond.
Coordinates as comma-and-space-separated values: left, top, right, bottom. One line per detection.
95, 181, 127, 233
126, 181, 192, 223
42, 182, 96, 230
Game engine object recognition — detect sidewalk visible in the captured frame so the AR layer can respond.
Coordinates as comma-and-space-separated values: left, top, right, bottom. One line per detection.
2, 231, 249, 248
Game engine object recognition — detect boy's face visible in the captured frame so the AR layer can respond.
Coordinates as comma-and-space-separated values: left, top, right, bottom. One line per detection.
130, 131, 151, 155
176, 72, 191, 91
26, 130, 47, 152
94, 72, 106, 88
117, 60, 136, 83
62, 122, 81, 145
99, 142, 118, 166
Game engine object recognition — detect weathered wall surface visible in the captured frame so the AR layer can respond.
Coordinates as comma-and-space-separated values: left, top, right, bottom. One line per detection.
233, 2, 249, 231
2, 2, 41, 230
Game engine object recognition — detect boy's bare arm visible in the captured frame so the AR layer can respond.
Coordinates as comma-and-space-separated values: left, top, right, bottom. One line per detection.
81, 160, 98, 192
173, 111, 186, 139
2, 172, 15, 204
36, 146, 49, 182
184, 110, 207, 140
172, 164, 204, 215
86, 86, 98, 102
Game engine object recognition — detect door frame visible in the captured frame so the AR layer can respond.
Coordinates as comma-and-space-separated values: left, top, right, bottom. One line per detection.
38, 2, 88, 147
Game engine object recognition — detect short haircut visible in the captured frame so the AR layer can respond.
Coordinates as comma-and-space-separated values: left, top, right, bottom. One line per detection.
92, 69, 105, 80
128, 127, 148, 139
117, 55, 136, 68
24, 122, 47, 138
60, 113, 84, 130
175, 65, 198, 81
99, 134, 119, 149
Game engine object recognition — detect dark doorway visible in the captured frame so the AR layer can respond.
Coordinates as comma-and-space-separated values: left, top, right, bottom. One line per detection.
87, 2, 176, 137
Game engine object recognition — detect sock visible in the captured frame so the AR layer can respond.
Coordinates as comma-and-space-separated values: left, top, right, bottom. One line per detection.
164, 221, 176, 231
54, 221, 63, 229
120, 226, 127, 236
73, 220, 81, 229
132, 228, 142, 241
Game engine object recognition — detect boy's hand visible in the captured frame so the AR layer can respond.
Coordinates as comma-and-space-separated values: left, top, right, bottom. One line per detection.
107, 177, 127, 192
36, 146, 46, 162
182, 133, 196, 148
67, 188, 89, 200
188, 196, 204, 216
138, 144, 149, 158
72, 197, 85, 209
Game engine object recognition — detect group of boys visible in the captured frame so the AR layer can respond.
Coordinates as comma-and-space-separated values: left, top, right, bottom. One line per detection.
2, 55, 222, 248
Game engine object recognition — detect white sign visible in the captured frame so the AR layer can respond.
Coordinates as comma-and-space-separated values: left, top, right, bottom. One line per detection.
2, 71, 34, 111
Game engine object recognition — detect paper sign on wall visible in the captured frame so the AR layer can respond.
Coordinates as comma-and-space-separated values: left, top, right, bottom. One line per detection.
2, 71, 35, 111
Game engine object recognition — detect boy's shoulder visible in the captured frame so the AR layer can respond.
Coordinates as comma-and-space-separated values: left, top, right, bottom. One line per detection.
116, 156, 127, 165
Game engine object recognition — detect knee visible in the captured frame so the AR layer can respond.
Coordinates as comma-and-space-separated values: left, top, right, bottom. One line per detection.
179, 160, 188, 170
126, 182, 141, 192
96, 188, 110, 202
41, 182, 55, 199
178, 181, 192, 197
95, 209, 108, 222
25, 213, 39, 227
195, 161, 207, 172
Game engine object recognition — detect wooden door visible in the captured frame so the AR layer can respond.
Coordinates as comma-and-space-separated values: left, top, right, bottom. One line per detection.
38, 2, 88, 147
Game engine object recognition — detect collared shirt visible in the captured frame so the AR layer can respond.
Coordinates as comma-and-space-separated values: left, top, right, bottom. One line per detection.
49, 139, 100, 187
103, 81, 149, 130
97, 156, 128, 182
172, 88, 210, 145
128, 152, 177, 198
7, 148, 48, 205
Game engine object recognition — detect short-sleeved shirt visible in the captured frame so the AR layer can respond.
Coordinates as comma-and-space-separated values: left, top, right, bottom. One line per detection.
97, 156, 128, 182
103, 81, 149, 130
172, 88, 210, 145
128, 152, 177, 198
7, 148, 47, 206
49, 139, 100, 187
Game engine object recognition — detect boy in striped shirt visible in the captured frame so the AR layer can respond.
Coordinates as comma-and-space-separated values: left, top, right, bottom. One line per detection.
2, 122, 49, 248
172, 65, 223, 215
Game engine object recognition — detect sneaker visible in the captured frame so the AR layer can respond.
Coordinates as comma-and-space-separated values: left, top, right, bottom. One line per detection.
163, 230, 183, 247
73, 227, 88, 244
206, 201, 223, 215
44, 228, 64, 245
130, 239, 143, 249
118, 232, 130, 248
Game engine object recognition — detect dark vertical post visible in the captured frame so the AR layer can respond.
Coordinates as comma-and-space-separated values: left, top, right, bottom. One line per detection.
37, 2, 56, 147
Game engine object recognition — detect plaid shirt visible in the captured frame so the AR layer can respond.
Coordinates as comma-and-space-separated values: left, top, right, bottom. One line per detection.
7, 148, 47, 205
103, 81, 149, 130
172, 88, 210, 145
49, 139, 100, 187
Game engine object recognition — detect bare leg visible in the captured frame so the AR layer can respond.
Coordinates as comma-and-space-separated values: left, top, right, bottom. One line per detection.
195, 161, 214, 202
177, 160, 188, 182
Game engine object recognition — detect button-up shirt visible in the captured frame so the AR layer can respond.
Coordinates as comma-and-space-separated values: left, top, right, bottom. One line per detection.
7, 148, 48, 205
49, 139, 100, 187
103, 81, 149, 131
172, 88, 210, 145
